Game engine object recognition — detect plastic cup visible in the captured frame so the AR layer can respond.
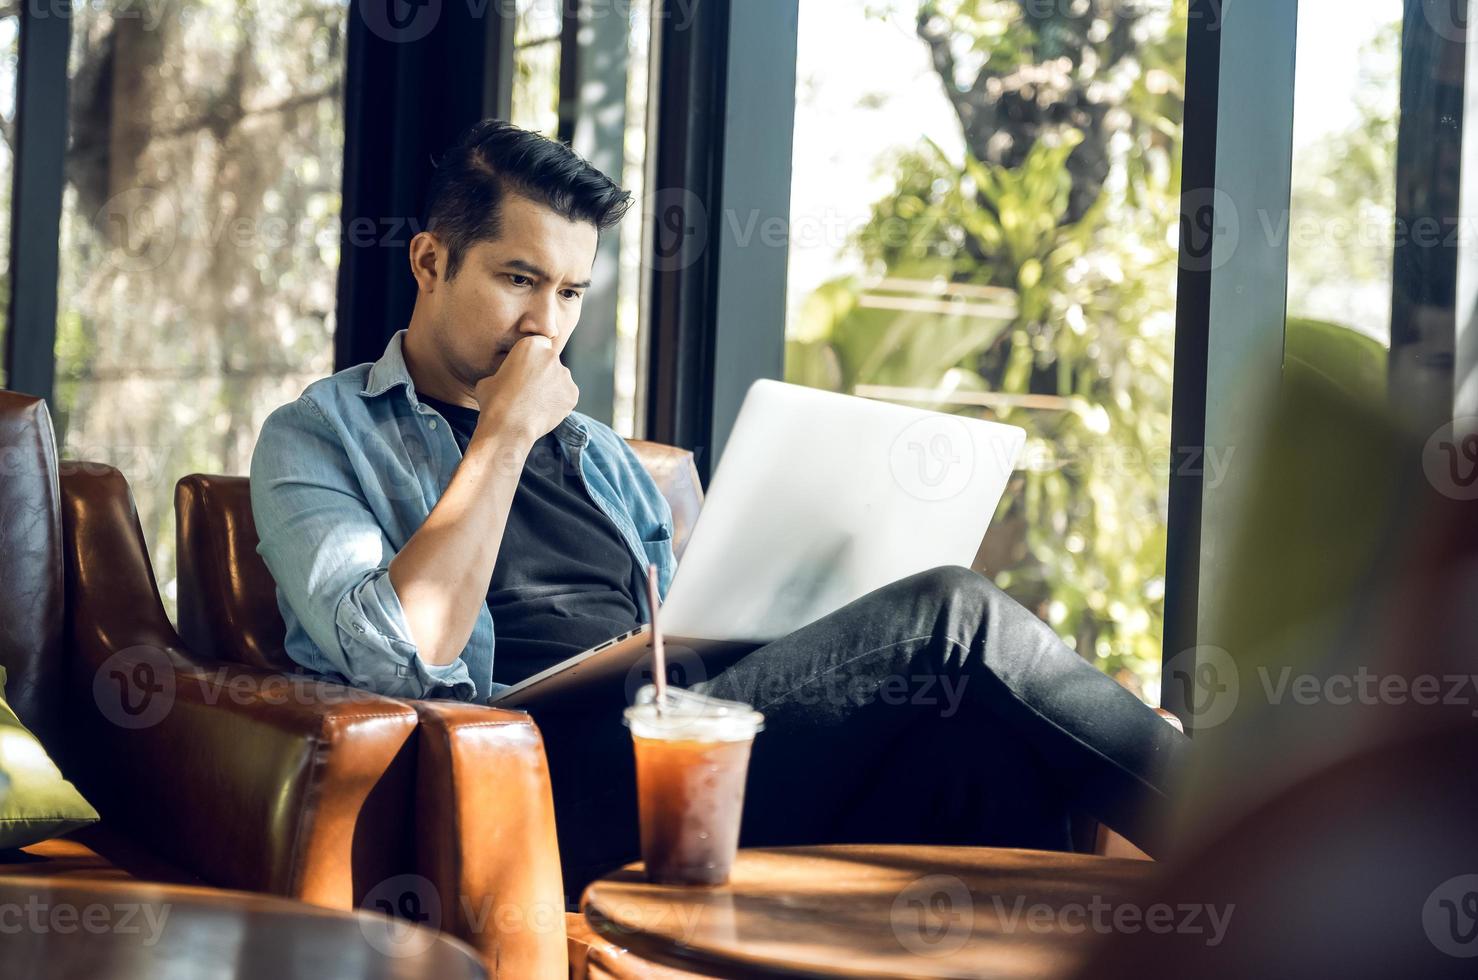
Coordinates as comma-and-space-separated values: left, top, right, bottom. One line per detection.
623, 684, 765, 886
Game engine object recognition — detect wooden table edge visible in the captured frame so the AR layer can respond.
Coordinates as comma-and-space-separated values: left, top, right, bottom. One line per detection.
583, 900, 891, 980
579, 845, 1159, 980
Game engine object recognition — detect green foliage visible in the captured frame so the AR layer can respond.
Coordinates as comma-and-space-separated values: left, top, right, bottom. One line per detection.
787, 0, 1188, 693
1284, 317, 1389, 403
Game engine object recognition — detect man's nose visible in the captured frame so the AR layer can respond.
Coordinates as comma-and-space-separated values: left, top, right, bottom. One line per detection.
519, 302, 560, 342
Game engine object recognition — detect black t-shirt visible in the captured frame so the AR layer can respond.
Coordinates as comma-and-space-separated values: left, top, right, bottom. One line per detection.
417, 394, 642, 686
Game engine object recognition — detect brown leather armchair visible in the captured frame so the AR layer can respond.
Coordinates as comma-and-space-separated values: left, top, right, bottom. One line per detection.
174, 440, 705, 979
0, 390, 420, 907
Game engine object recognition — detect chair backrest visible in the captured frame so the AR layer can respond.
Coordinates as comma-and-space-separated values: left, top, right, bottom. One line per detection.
175, 474, 290, 670
0, 391, 65, 739
176, 438, 705, 669
623, 439, 704, 560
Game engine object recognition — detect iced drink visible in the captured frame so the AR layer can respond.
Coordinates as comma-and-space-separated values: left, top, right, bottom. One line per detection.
623, 684, 765, 886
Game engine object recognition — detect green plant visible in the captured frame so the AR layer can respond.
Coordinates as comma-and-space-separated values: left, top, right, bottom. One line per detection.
787, 0, 1188, 694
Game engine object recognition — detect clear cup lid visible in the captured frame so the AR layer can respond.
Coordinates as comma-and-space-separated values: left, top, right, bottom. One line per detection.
623, 684, 765, 742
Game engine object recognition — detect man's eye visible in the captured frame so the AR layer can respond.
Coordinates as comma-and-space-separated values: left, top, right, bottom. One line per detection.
508, 274, 533, 287
560, 290, 583, 301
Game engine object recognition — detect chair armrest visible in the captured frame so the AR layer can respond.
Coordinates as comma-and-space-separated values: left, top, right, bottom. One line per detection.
66, 645, 419, 908
57, 462, 419, 908
413, 700, 568, 980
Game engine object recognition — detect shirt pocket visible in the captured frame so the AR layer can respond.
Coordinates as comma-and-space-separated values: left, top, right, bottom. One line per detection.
639, 523, 674, 568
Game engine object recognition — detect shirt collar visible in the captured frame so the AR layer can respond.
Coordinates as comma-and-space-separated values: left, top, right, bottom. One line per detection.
359, 328, 589, 446
360, 329, 419, 404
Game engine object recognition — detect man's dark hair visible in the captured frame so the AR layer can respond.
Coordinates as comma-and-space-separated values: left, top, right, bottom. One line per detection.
422, 119, 633, 280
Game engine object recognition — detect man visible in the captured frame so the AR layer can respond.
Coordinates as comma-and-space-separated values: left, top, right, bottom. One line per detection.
252, 120, 1188, 901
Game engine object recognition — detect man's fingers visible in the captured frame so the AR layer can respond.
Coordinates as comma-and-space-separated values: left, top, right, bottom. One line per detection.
517, 335, 554, 352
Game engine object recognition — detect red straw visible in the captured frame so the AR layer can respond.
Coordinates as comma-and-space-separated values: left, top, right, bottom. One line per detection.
647, 564, 667, 712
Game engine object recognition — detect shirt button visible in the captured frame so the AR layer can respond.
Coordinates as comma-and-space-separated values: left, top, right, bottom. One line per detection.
429, 419, 438, 430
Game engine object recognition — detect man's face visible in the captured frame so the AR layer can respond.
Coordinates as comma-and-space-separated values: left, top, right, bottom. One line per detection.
424, 192, 599, 387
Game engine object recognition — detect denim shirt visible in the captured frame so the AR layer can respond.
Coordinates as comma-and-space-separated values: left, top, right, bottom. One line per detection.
249, 330, 676, 702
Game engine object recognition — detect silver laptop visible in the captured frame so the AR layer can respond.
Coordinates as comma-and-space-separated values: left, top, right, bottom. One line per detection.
492, 379, 1026, 708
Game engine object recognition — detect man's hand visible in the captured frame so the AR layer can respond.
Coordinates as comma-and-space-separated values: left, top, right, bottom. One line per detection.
472, 335, 579, 445
392, 335, 574, 667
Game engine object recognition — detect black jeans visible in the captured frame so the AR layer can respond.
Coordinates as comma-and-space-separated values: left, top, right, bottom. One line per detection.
518, 565, 1188, 903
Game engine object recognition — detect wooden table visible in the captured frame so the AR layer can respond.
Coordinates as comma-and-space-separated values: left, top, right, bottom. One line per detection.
582, 844, 1157, 979
0, 875, 486, 980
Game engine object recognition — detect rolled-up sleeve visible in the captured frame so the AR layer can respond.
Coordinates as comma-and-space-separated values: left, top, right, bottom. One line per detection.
250, 398, 475, 700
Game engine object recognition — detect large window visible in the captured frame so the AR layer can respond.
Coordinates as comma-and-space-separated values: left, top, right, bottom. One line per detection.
510, 0, 565, 137
1284, 0, 1399, 397
510, 0, 655, 436
52, 0, 348, 616
784, 0, 1188, 700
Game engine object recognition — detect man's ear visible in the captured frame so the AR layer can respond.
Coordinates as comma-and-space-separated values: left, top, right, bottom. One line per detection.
408, 231, 444, 293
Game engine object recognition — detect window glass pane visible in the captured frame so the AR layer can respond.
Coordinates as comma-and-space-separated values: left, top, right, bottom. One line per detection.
784, 0, 1188, 700
512, 0, 564, 136
1285, 0, 1398, 397
54, 0, 347, 618
0, 14, 17, 388
614, 0, 651, 437
510, 0, 653, 436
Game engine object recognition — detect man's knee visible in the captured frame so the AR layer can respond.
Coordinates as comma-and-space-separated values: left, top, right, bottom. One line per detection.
908, 564, 997, 607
